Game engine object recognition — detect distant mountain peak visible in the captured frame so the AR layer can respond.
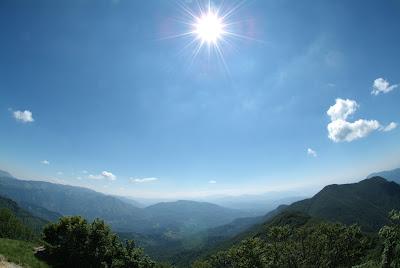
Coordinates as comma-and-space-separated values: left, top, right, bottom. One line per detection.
367, 168, 400, 185
287, 175, 400, 231
0, 170, 14, 178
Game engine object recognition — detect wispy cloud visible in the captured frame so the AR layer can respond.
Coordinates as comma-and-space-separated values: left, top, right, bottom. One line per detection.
88, 171, 116, 181
381, 122, 397, 132
371, 78, 398, 95
41, 160, 50, 165
130, 177, 158, 183
57, 171, 63, 175
208, 180, 217, 184
13, 110, 34, 123
307, 148, 317, 157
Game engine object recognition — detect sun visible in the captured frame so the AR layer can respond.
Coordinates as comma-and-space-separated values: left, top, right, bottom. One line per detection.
193, 11, 226, 45
164, 0, 255, 69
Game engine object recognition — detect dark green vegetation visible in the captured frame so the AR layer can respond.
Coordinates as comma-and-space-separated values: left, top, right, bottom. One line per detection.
0, 195, 50, 267
193, 212, 379, 267
0, 195, 48, 238
0, 197, 159, 267
0, 238, 49, 268
42, 216, 156, 267
0, 208, 35, 241
379, 210, 400, 267
286, 177, 400, 232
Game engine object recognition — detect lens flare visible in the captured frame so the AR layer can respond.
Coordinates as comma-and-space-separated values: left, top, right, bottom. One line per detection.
193, 11, 225, 44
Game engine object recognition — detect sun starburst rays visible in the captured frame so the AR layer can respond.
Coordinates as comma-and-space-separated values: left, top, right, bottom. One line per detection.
164, 0, 250, 72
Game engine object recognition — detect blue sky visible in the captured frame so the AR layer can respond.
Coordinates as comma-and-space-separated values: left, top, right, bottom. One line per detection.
0, 0, 399, 198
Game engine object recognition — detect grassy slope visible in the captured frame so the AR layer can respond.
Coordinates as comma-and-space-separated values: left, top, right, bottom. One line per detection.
0, 238, 48, 268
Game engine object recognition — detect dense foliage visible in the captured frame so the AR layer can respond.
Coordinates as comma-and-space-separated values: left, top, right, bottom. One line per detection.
193, 211, 400, 268
43, 216, 156, 268
0, 195, 48, 233
379, 210, 400, 267
192, 222, 370, 267
0, 208, 35, 241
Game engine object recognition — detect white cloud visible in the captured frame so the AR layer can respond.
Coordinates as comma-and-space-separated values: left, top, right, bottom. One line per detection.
381, 122, 397, 132
327, 98, 358, 121
327, 119, 380, 142
101, 171, 116, 180
208, 180, 217, 184
88, 171, 116, 181
13, 110, 34, 123
371, 78, 398, 95
326, 98, 389, 142
307, 148, 317, 157
88, 174, 103, 180
130, 177, 158, 183
41, 160, 50, 165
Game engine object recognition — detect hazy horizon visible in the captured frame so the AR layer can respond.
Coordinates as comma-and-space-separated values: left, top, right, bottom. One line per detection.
1, 0, 399, 199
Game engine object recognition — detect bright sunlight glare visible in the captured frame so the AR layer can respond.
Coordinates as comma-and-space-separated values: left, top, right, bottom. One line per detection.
194, 11, 225, 44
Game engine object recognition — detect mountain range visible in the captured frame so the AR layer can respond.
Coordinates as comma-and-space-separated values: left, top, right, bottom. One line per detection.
2, 167, 400, 266
0, 170, 252, 235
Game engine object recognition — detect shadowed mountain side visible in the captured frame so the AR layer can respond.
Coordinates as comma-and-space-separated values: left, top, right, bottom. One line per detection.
0, 195, 48, 234
0, 171, 252, 234
0, 174, 153, 232
285, 176, 400, 231
145, 200, 252, 233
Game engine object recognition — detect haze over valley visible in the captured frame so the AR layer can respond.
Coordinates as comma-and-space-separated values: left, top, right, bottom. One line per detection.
1, 0, 400, 267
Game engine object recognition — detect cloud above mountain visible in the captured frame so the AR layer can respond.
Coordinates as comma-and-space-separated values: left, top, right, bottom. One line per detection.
130, 177, 158, 183
327, 98, 395, 142
88, 171, 116, 181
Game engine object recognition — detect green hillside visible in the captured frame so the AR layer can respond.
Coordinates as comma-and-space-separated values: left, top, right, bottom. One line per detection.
287, 176, 400, 231
0, 195, 48, 234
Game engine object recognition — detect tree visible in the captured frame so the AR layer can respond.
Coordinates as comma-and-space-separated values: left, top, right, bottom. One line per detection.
193, 221, 369, 268
379, 210, 400, 268
0, 208, 34, 241
43, 216, 155, 267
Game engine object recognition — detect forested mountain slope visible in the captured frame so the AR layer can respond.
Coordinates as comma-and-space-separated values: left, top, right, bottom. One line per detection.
286, 176, 400, 231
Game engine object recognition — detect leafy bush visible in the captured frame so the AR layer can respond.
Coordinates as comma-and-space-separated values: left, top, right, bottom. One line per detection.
193, 222, 370, 268
379, 210, 400, 268
43, 216, 155, 267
